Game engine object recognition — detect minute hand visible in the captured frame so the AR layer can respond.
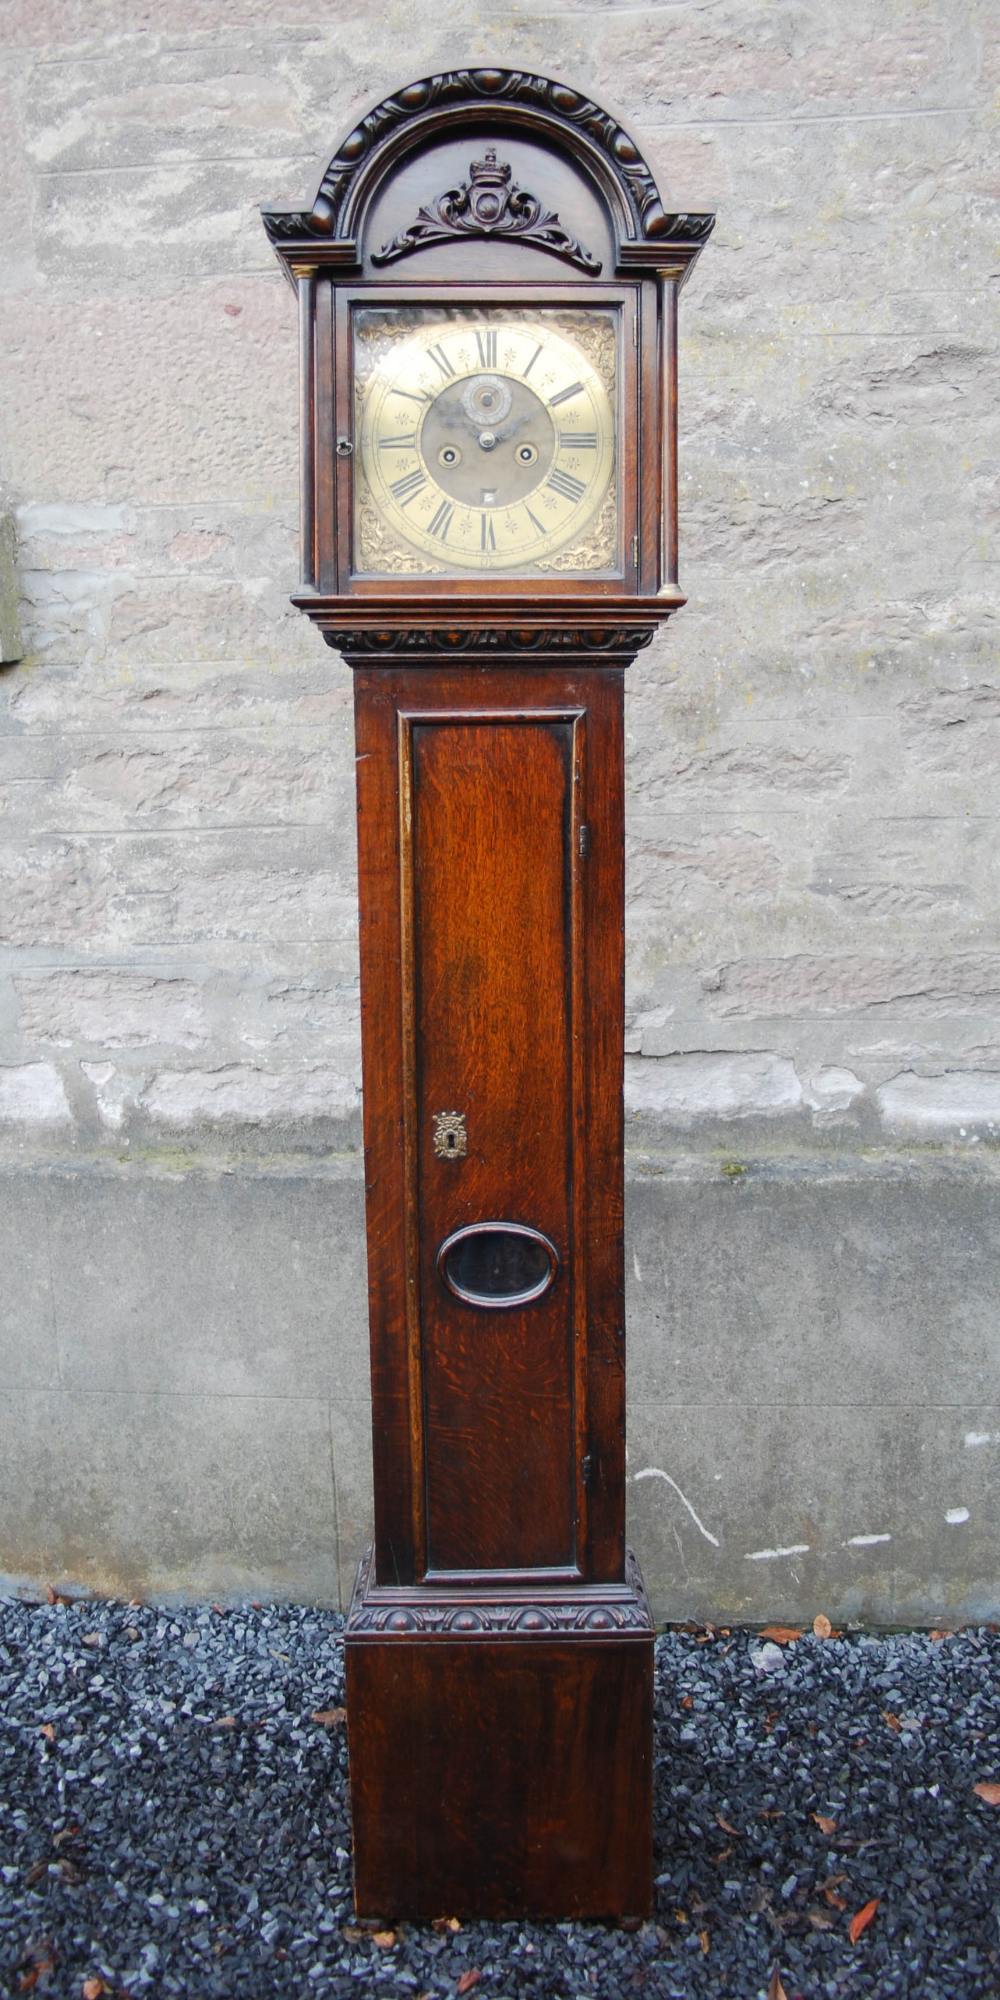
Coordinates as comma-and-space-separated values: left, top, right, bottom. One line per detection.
491, 412, 536, 444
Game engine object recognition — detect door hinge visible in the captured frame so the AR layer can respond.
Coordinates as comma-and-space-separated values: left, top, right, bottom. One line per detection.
581, 1453, 592, 1489
578, 822, 591, 858
631, 532, 639, 570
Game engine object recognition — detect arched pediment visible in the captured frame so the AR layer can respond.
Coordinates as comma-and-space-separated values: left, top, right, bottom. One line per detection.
261, 69, 713, 275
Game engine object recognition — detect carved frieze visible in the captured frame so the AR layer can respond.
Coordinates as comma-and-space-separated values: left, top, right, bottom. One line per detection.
348, 1544, 654, 1638
325, 626, 656, 656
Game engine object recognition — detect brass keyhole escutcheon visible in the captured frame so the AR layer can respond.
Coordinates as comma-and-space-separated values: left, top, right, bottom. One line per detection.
433, 1111, 467, 1160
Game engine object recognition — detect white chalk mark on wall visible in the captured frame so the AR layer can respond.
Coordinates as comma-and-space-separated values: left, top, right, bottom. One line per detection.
633, 1467, 721, 1547
945, 1507, 971, 1525
744, 1544, 810, 1562
845, 1533, 892, 1547
964, 1431, 1000, 1448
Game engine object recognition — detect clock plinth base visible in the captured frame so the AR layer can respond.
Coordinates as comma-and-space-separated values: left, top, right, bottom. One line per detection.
344, 1548, 654, 1920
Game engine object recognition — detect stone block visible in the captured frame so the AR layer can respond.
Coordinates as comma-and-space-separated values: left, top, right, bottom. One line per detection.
15, 970, 208, 1049
624, 1051, 802, 1124
630, 740, 853, 808
893, 1408, 1000, 1625
706, 952, 1000, 1020
24, 45, 307, 173
0, 514, 23, 664
138, 1062, 360, 1132
0, 831, 358, 956
877, 1070, 1000, 1135
61, 735, 343, 831
625, 1165, 1000, 1414
8, 653, 348, 736
0, 284, 297, 506
327, 1398, 374, 1611
0, 1064, 71, 1126
0, 839, 117, 949
44, 1162, 369, 1403
596, 0, 972, 123
0, 1174, 59, 1390
0, 1386, 338, 1604
626, 1399, 901, 1627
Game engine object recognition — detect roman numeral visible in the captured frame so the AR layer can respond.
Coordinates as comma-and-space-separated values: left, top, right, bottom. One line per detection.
525, 506, 547, 536
379, 433, 417, 450
522, 343, 543, 379
560, 431, 598, 448
427, 343, 455, 379
548, 380, 584, 408
389, 469, 427, 506
546, 468, 586, 502
475, 329, 498, 367
428, 499, 455, 540
480, 513, 497, 552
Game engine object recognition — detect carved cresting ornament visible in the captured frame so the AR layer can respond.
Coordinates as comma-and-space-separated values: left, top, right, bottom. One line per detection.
372, 146, 601, 272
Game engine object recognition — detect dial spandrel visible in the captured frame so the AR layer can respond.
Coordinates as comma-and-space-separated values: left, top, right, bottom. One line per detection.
353, 308, 618, 578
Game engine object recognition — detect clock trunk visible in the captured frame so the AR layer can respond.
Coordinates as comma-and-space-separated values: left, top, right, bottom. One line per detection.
346, 659, 652, 1918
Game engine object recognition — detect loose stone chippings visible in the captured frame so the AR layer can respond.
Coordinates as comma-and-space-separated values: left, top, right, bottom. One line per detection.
0, 1599, 998, 1998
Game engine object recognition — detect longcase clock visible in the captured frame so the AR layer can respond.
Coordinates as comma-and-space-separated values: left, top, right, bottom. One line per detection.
263, 70, 712, 1921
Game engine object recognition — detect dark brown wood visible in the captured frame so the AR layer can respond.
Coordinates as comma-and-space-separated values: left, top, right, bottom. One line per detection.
346, 1549, 653, 1920
354, 665, 627, 1589
263, 71, 711, 1922
293, 266, 316, 588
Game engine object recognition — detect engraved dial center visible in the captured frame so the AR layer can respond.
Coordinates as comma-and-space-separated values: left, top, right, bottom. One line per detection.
422, 376, 556, 506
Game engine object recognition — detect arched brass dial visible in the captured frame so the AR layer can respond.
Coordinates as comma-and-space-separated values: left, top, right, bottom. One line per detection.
354, 311, 617, 575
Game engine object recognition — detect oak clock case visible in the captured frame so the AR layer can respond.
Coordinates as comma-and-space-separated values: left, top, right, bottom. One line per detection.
262, 69, 713, 1923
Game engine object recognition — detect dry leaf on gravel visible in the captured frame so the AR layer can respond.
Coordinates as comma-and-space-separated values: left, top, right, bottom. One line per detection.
972, 1781, 1000, 1805
456, 1973, 482, 1994
82, 1981, 107, 1999
18, 1960, 56, 1995
813, 1613, 833, 1639
812, 1813, 837, 1835
38, 1724, 56, 1744
760, 1626, 802, 1645
848, 1897, 880, 1943
882, 1711, 902, 1733
767, 1971, 788, 2000
432, 1917, 462, 1934
372, 1930, 397, 1949
699, 1929, 710, 1954
311, 1707, 347, 1727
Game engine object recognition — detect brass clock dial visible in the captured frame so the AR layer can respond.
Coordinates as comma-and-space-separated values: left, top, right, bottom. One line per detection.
353, 309, 618, 577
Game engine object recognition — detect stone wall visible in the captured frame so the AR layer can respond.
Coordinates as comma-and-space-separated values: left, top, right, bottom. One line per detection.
1, 0, 997, 1621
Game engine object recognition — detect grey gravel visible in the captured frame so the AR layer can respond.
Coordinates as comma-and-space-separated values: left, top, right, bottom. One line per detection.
1, 1599, 998, 1997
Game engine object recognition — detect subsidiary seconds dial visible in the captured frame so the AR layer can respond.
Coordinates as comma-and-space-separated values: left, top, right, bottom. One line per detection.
355, 315, 617, 574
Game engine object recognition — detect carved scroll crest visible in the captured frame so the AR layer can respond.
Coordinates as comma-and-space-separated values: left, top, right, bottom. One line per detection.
372, 147, 601, 272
